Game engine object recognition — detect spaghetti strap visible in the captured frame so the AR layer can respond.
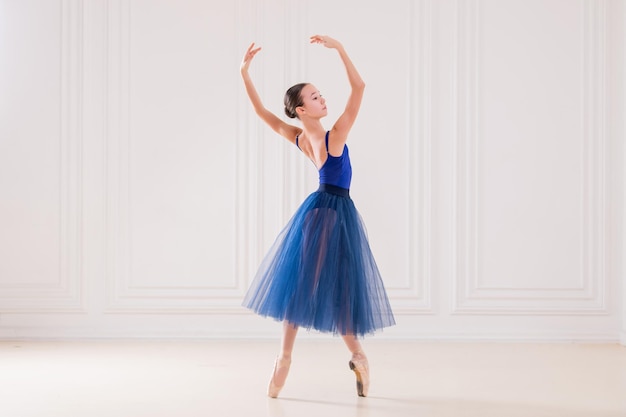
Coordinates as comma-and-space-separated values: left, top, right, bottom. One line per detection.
324, 131, 329, 154
296, 135, 301, 151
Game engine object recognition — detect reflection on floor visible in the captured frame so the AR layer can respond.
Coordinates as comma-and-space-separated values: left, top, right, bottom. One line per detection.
1, 339, 625, 417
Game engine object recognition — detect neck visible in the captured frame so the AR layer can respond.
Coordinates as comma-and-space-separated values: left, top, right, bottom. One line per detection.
300, 118, 325, 136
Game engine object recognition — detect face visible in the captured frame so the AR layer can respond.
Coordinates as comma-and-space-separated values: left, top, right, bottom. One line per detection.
297, 84, 327, 119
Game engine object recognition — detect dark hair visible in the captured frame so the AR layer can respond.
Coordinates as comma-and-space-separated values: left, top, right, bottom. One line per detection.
284, 83, 308, 119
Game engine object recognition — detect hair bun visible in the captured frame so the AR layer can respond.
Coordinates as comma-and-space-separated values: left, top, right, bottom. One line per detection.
284, 107, 296, 119
283, 83, 308, 120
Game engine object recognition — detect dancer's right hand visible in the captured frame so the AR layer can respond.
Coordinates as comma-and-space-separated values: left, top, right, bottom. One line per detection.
240, 42, 261, 73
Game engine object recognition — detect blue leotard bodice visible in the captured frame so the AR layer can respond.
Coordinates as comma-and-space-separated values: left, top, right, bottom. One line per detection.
297, 131, 352, 190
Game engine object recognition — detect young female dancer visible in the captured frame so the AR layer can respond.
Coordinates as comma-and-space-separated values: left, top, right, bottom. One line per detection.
240, 35, 395, 398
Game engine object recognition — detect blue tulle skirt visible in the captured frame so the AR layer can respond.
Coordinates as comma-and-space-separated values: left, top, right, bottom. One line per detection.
243, 184, 395, 336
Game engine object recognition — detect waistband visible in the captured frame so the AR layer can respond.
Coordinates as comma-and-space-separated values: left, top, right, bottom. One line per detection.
318, 183, 350, 198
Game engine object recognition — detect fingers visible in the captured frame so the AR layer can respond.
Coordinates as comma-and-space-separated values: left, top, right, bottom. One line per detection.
243, 42, 262, 62
309, 35, 326, 44
246, 42, 261, 53
249, 47, 261, 57
310, 35, 340, 49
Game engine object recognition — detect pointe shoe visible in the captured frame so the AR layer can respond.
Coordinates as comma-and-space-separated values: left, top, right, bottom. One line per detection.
267, 357, 291, 398
348, 353, 369, 397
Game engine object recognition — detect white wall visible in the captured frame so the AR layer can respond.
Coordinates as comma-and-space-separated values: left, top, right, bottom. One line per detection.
0, 0, 624, 342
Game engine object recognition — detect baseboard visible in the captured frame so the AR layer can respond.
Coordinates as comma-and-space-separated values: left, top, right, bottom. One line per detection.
0, 326, 621, 344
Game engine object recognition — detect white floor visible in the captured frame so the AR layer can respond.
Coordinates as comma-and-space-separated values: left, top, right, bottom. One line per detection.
1, 339, 625, 417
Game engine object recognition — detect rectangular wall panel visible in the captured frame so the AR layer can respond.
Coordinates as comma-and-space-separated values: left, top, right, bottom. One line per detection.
105, 0, 243, 312
0, 0, 83, 312
453, 0, 607, 314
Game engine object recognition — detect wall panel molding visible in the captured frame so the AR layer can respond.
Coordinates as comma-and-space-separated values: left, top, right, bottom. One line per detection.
0, 0, 84, 313
236, 0, 436, 315
104, 0, 248, 313
280, 0, 309, 225
452, 0, 608, 315
388, 0, 434, 314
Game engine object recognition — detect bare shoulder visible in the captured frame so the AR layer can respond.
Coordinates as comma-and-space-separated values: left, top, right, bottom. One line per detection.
281, 124, 303, 144
274, 120, 302, 144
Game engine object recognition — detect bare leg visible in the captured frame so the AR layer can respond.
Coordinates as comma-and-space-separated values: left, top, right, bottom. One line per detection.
280, 321, 299, 360
341, 333, 364, 356
342, 334, 367, 365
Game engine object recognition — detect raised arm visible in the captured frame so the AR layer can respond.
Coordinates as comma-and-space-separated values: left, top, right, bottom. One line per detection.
310, 35, 365, 143
240, 43, 300, 143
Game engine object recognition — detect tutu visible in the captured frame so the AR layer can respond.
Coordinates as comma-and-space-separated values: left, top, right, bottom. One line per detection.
243, 184, 396, 336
